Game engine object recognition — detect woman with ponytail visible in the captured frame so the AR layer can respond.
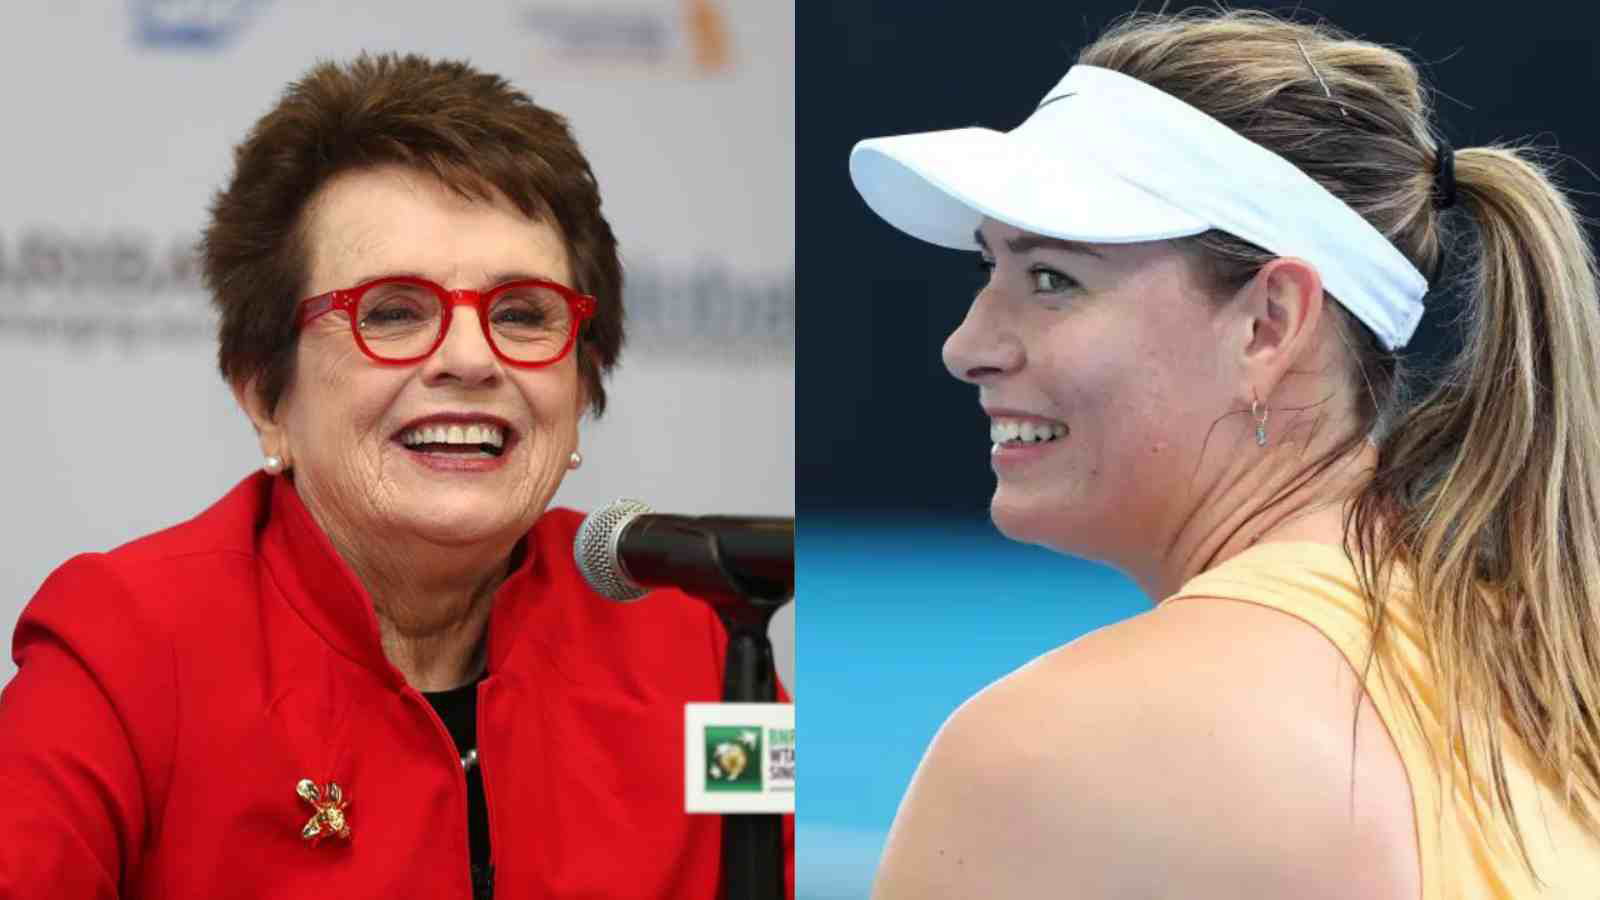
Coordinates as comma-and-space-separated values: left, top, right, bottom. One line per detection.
849, 9, 1600, 898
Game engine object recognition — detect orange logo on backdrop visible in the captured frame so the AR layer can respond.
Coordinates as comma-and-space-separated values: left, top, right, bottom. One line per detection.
685, 0, 732, 74
518, 0, 735, 75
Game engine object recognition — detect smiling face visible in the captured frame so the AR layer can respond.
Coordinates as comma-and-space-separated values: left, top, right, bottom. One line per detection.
943, 219, 1242, 567
243, 165, 585, 561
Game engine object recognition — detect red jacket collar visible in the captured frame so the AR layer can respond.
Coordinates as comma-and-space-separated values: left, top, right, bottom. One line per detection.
255, 473, 549, 688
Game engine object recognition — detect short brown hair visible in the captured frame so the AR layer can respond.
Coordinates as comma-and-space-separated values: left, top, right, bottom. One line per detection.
202, 52, 624, 416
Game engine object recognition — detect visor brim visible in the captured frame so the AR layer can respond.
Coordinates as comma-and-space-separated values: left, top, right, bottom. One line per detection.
850, 127, 1211, 250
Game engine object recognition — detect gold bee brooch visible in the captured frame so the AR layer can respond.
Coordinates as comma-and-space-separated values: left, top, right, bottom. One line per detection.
296, 778, 352, 845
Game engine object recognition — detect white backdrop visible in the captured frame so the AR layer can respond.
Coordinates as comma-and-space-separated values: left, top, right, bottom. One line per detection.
0, 0, 795, 688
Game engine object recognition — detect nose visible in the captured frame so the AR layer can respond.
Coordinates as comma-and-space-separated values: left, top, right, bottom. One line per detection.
421, 301, 502, 387
942, 287, 1024, 385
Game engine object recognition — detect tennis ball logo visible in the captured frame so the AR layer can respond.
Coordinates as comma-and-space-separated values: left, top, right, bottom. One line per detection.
714, 743, 747, 779
705, 726, 762, 792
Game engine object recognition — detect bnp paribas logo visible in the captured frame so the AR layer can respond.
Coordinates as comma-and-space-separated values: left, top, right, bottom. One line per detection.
130, 0, 269, 50
517, 0, 733, 75
704, 725, 762, 792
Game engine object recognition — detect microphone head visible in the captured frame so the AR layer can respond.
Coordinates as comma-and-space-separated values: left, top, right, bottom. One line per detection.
574, 498, 653, 602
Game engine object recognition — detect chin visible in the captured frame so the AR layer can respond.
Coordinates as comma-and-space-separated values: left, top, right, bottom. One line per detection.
398, 497, 526, 548
989, 488, 1107, 560
988, 490, 1055, 547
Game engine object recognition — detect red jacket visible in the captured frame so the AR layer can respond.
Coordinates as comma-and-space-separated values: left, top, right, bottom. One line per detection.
0, 474, 794, 898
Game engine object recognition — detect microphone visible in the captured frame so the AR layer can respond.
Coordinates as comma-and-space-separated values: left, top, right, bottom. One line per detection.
574, 499, 794, 606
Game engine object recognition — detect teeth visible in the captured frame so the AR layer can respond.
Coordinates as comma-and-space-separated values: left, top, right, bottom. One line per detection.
989, 418, 1067, 445
400, 422, 506, 447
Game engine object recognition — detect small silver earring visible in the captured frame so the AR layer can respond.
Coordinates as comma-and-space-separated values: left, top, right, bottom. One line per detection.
1251, 400, 1269, 448
568, 450, 583, 470
264, 455, 284, 475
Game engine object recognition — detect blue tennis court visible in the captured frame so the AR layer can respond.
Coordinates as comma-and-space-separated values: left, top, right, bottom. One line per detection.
799, 516, 1149, 898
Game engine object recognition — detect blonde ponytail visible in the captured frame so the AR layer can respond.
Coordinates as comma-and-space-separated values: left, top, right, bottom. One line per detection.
1351, 145, 1600, 880
1081, 10, 1600, 884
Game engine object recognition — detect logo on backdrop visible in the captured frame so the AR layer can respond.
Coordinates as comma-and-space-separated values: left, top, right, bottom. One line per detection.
516, 0, 733, 74
0, 228, 793, 359
0, 228, 210, 349
130, 0, 270, 50
625, 259, 793, 359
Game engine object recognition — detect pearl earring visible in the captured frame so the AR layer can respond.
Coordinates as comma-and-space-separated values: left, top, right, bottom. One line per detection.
264, 455, 284, 475
568, 450, 583, 470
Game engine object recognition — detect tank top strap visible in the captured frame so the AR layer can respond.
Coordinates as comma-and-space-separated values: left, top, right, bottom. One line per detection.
1164, 541, 1386, 659
1166, 541, 1459, 896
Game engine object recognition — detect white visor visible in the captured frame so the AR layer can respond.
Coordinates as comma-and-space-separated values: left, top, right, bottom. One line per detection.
849, 65, 1426, 351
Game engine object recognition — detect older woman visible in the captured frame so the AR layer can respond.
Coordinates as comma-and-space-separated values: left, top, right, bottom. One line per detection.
0, 54, 791, 898
850, 10, 1600, 900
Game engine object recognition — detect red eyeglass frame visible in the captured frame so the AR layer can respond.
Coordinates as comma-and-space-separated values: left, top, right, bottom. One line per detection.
295, 275, 598, 369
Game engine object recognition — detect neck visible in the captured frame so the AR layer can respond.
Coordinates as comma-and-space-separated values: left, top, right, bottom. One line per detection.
367, 563, 502, 692
1144, 434, 1377, 603
295, 484, 521, 692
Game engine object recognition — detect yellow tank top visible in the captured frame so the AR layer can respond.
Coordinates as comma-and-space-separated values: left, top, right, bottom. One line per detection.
1169, 541, 1600, 899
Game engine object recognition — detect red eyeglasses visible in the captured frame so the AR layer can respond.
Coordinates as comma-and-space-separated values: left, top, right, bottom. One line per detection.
295, 275, 598, 368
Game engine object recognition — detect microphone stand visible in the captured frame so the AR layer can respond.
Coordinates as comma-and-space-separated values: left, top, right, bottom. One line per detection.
717, 595, 788, 900
691, 521, 791, 900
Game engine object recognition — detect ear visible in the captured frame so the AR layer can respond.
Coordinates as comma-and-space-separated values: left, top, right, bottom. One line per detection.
231, 376, 291, 465
1233, 257, 1326, 400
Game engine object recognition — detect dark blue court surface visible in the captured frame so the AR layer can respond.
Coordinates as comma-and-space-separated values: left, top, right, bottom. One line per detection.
798, 517, 1149, 898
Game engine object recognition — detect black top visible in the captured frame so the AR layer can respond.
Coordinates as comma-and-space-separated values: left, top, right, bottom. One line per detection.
422, 680, 493, 900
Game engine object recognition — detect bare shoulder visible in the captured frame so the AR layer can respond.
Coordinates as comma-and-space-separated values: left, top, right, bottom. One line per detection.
871, 597, 1420, 900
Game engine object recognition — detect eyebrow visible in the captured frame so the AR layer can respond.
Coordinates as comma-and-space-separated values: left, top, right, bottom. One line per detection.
348, 269, 560, 287
973, 228, 1104, 259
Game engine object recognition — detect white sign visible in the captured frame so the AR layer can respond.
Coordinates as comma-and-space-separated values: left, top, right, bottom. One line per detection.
684, 702, 795, 814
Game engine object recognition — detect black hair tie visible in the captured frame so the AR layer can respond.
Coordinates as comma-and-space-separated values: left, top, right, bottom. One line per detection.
1432, 138, 1457, 210
1425, 138, 1457, 287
